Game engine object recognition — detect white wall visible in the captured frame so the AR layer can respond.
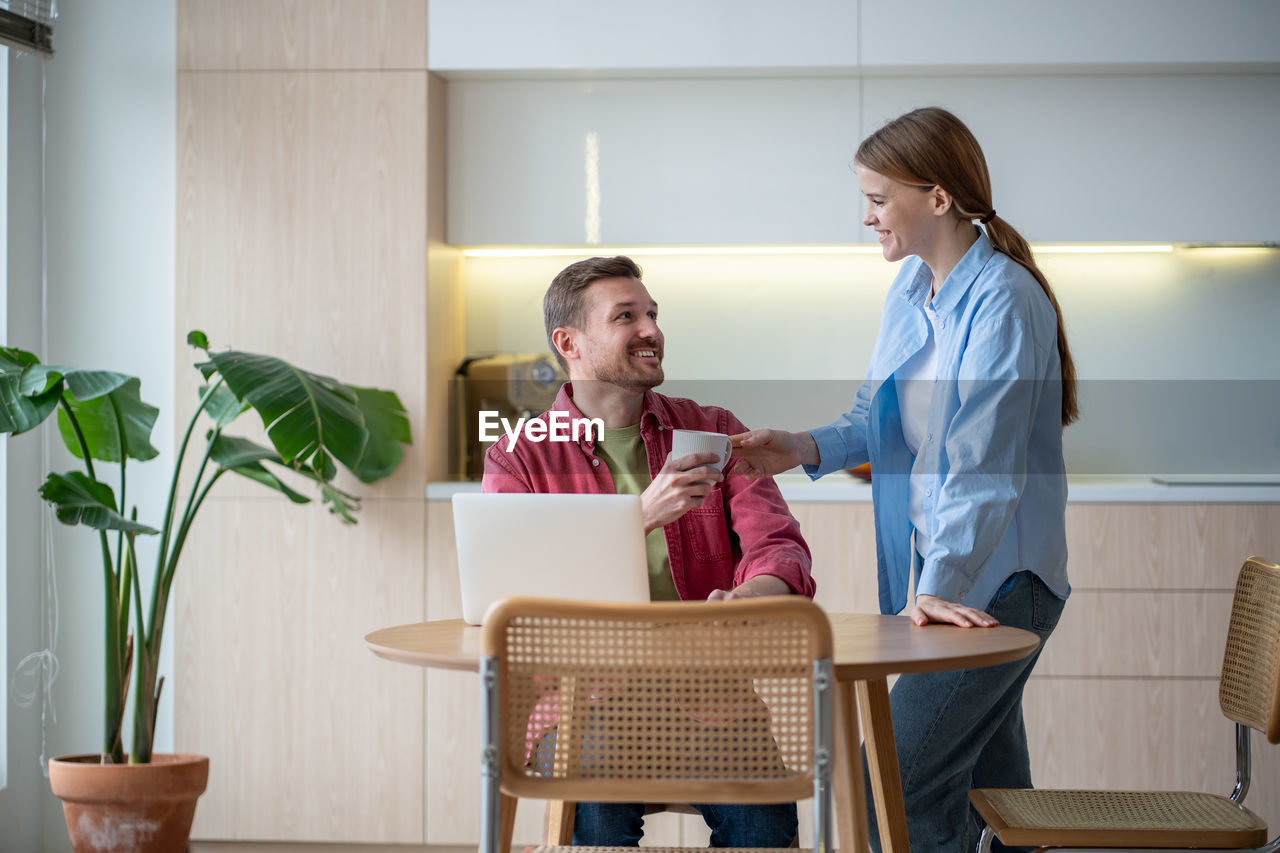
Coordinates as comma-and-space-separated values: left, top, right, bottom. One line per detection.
2, 44, 53, 853
1, 3, 176, 851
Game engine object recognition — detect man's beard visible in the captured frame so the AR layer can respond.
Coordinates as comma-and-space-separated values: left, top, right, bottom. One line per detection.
590, 352, 664, 392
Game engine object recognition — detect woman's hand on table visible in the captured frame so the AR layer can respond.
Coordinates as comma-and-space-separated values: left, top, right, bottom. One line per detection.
729, 429, 818, 480
910, 594, 998, 628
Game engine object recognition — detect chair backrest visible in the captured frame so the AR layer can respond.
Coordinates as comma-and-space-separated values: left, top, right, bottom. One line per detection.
480, 596, 834, 808
1219, 556, 1280, 743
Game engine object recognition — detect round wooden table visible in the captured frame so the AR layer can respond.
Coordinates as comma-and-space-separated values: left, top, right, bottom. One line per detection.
367, 612, 1039, 853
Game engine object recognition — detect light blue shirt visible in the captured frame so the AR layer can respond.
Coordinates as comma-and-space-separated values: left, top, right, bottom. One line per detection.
806, 231, 1070, 614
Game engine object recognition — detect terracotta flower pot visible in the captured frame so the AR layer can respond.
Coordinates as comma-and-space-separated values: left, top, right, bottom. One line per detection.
49, 753, 209, 853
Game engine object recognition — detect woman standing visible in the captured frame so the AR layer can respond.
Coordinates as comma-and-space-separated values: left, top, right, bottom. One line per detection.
732, 107, 1076, 853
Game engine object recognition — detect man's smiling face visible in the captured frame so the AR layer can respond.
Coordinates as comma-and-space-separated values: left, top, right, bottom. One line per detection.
570, 275, 665, 392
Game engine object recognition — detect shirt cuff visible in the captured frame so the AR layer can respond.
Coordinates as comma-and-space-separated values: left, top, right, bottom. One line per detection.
802, 426, 851, 479
916, 559, 978, 604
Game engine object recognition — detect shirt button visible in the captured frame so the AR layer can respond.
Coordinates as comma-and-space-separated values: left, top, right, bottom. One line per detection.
592, 458, 600, 467
928, 433, 933, 442
925, 488, 933, 497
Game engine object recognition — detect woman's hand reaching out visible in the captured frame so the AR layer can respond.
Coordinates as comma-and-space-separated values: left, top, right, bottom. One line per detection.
729, 430, 819, 480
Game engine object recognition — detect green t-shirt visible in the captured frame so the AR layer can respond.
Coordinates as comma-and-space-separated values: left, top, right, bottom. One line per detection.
593, 424, 679, 601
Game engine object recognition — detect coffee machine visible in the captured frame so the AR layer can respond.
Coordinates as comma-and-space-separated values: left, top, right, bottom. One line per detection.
455, 353, 565, 480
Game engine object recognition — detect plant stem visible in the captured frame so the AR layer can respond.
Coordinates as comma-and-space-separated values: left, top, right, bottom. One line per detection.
134, 377, 223, 763
62, 397, 125, 762
58, 397, 96, 480
110, 396, 128, 604
164, 425, 221, 589
146, 427, 223, 681
146, 467, 225, 721
126, 533, 155, 763
152, 378, 223, 601
164, 467, 224, 591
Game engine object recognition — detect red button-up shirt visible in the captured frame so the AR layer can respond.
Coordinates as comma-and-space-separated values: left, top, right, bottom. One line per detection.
482, 384, 815, 600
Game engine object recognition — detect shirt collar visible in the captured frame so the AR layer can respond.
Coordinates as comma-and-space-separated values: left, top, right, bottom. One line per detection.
902, 228, 994, 318
556, 383, 672, 448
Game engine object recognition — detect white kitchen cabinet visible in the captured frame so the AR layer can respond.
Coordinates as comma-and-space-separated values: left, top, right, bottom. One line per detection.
429, 0, 1280, 74
428, 0, 859, 73
860, 0, 1280, 69
448, 72, 1278, 246
447, 77, 863, 245
859, 73, 1280, 244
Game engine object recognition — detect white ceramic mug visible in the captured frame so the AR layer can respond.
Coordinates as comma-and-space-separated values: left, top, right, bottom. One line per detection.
669, 429, 733, 472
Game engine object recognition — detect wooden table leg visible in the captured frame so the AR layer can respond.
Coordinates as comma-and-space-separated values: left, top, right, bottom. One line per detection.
544, 674, 580, 846
544, 800, 576, 845
857, 678, 909, 853
499, 793, 518, 852
832, 679, 870, 853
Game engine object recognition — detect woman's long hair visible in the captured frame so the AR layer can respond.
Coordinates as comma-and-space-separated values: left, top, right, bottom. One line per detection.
856, 107, 1078, 427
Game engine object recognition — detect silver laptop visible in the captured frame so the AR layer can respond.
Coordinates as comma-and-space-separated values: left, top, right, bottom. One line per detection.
452, 492, 651, 625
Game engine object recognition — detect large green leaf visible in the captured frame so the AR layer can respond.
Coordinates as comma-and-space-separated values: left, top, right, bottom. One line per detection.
210, 434, 355, 517
63, 370, 132, 401
208, 434, 310, 504
0, 348, 60, 434
202, 383, 248, 429
226, 464, 312, 504
208, 351, 369, 478
21, 365, 130, 400
57, 377, 159, 463
350, 386, 412, 483
39, 472, 159, 534
209, 433, 281, 468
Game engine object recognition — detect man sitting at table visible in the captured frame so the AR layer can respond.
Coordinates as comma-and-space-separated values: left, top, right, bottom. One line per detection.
483, 255, 815, 848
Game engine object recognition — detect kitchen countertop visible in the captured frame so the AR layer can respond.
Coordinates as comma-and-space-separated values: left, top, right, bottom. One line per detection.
427, 474, 1280, 504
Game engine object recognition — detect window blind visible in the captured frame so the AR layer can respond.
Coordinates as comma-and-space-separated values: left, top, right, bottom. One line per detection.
0, 0, 53, 54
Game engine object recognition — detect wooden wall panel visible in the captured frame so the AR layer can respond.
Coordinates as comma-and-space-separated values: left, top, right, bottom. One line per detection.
426, 73, 466, 482
174, 498, 426, 842
179, 0, 428, 71
177, 1, 437, 839
1024, 677, 1280, 832
789, 503, 879, 613
176, 70, 429, 497
1037, 590, 1235, 677
1065, 504, 1280, 589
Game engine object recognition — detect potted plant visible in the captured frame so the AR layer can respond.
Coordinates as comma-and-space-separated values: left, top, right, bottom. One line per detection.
0, 331, 411, 853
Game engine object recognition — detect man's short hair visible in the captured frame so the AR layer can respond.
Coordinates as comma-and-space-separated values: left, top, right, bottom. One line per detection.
543, 255, 643, 372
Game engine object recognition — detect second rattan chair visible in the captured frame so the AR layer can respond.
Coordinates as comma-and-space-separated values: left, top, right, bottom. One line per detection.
479, 595, 836, 853
968, 555, 1280, 852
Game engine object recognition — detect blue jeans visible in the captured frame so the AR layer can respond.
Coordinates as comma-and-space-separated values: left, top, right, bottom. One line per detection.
528, 695, 799, 847
574, 801, 798, 847
865, 571, 1066, 853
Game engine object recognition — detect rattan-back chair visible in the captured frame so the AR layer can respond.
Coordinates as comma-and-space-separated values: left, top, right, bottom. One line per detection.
969, 555, 1280, 852
479, 596, 836, 853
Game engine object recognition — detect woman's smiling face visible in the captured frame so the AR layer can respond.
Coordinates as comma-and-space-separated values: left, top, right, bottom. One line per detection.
857, 164, 944, 263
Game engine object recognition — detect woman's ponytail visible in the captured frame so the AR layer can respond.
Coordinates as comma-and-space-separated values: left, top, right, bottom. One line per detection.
984, 216, 1079, 426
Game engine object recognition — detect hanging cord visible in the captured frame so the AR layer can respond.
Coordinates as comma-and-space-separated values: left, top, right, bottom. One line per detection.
9, 49, 60, 778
